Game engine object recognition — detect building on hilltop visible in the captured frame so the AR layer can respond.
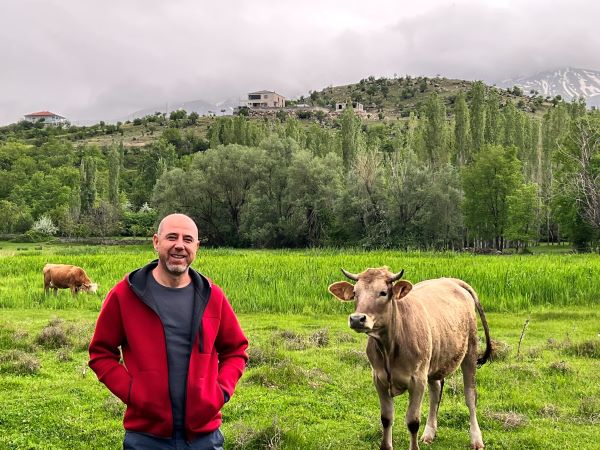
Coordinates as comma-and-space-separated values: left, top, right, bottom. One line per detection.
24, 111, 68, 125
246, 91, 286, 108
335, 101, 364, 112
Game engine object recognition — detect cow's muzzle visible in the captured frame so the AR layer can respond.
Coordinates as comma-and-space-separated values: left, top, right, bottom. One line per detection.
349, 314, 368, 331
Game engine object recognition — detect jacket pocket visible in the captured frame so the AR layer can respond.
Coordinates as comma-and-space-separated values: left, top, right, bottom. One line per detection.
128, 370, 164, 420
187, 362, 225, 428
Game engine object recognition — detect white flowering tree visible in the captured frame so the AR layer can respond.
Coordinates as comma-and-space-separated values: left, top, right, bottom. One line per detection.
31, 215, 58, 236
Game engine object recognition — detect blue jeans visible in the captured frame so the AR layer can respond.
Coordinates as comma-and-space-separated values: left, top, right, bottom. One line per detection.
123, 429, 224, 450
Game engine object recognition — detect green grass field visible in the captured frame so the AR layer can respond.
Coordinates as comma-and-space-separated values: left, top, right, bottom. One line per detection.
0, 244, 599, 449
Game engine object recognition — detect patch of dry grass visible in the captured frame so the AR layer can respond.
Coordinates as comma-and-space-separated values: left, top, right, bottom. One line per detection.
0, 349, 40, 375
487, 410, 528, 429
489, 339, 511, 361
547, 360, 572, 374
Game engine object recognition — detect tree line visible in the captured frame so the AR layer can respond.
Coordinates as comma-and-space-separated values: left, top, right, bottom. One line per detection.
0, 82, 598, 250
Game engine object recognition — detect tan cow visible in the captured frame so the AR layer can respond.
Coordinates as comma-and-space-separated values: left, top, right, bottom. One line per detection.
43, 263, 98, 296
329, 267, 491, 450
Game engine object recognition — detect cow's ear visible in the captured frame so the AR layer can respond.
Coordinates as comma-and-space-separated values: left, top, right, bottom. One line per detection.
328, 281, 355, 301
392, 280, 413, 299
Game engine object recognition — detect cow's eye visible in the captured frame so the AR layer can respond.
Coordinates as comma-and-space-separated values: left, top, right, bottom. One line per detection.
379, 291, 387, 297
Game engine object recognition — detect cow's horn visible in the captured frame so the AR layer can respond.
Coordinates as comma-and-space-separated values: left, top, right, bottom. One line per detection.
341, 268, 359, 281
389, 269, 404, 282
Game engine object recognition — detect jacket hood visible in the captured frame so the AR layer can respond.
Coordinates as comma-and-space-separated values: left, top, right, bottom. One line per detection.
126, 259, 212, 352
127, 259, 210, 301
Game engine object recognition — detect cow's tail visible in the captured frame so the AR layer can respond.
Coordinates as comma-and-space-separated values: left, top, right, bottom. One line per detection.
454, 279, 492, 367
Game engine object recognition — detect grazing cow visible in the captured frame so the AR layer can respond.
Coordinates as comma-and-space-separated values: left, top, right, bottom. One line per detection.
328, 267, 491, 450
43, 263, 98, 296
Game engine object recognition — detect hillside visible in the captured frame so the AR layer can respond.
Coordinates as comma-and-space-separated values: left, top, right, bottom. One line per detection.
305, 75, 552, 119
0, 75, 554, 150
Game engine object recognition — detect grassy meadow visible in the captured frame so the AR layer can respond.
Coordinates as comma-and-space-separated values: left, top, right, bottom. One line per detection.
0, 243, 599, 449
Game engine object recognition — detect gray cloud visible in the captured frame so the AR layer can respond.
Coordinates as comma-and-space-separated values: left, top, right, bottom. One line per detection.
2, 0, 600, 124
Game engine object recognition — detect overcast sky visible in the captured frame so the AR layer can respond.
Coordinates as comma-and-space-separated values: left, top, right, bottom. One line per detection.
2, 0, 600, 124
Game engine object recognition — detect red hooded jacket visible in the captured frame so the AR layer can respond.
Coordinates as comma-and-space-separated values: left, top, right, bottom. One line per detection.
88, 262, 248, 439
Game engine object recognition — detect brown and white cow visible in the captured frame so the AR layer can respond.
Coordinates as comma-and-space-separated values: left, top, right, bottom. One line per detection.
329, 267, 491, 450
43, 263, 98, 296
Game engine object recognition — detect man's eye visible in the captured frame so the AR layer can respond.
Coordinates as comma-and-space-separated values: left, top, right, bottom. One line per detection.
379, 291, 387, 297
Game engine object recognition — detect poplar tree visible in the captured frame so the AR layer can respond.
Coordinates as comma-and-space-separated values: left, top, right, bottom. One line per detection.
108, 145, 120, 207
484, 90, 501, 144
423, 91, 447, 167
80, 156, 96, 214
469, 81, 486, 153
453, 91, 471, 165
340, 106, 361, 171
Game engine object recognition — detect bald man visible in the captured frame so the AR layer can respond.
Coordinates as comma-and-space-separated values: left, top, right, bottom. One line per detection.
89, 213, 248, 449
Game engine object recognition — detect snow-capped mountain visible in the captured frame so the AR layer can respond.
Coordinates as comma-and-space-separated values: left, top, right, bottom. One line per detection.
499, 67, 600, 107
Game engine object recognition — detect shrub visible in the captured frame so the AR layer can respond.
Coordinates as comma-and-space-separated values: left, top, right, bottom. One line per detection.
36, 325, 70, 349
56, 348, 73, 362
0, 350, 40, 375
246, 360, 310, 388
337, 349, 370, 368
489, 339, 511, 361
308, 328, 329, 347
562, 339, 600, 358
31, 215, 58, 236
229, 417, 304, 450
246, 345, 286, 368
487, 410, 528, 429
547, 361, 572, 374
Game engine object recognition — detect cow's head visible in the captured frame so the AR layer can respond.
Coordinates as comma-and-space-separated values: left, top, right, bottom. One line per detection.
328, 267, 412, 333
81, 283, 98, 294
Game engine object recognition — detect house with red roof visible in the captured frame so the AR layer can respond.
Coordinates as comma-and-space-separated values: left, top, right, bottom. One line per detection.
24, 111, 68, 125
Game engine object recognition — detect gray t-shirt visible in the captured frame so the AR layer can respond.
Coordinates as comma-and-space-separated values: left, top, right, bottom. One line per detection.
148, 274, 195, 431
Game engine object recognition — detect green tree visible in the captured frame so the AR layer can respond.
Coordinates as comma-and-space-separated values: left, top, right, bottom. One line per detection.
107, 145, 120, 207
288, 150, 343, 246
453, 91, 471, 165
484, 90, 501, 145
340, 107, 361, 171
423, 92, 448, 166
469, 81, 486, 153
506, 183, 540, 251
80, 156, 97, 214
462, 144, 522, 249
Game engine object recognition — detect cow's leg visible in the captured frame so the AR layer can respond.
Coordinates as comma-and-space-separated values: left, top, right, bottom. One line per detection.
406, 377, 426, 450
53, 287, 58, 296
461, 347, 484, 449
422, 379, 443, 443
374, 376, 394, 450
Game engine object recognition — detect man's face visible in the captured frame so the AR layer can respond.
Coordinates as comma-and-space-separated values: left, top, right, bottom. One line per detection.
153, 216, 199, 275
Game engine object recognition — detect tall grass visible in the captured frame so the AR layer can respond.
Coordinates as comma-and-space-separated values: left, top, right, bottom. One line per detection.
1, 244, 599, 312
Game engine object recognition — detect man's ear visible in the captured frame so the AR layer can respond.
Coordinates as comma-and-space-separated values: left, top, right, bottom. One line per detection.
328, 281, 355, 301
392, 280, 413, 299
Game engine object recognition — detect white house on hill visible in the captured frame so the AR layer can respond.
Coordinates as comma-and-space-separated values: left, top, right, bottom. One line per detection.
246, 91, 286, 108
24, 111, 68, 125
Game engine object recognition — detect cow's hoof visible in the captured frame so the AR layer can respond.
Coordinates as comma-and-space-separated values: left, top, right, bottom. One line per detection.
471, 441, 484, 449
422, 435, 435, 444
421, 425, 436, 444
379, 445, 392, 450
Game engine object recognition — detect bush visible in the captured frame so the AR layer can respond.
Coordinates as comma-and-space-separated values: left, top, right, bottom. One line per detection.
36, 325, 70, 349
0, 350, 40, 375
